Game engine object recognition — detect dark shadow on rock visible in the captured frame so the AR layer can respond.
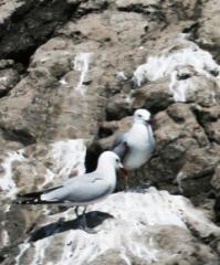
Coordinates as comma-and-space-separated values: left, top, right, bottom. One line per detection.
29, 211, 114, 242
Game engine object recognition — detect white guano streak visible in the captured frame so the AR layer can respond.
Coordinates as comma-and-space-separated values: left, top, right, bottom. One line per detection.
73, 53, 93, 95
50, 139, 86, 180
13, 188, 220, 265
0, 150, 25, 198
133, 45, 220, 102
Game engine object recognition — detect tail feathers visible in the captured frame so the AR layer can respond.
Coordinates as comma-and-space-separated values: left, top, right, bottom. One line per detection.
15, 186, 63, 205
112, 141, 129, 162
15, 197, 64, 205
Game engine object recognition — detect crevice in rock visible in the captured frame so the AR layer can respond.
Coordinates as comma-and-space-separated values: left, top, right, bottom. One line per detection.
191, 106, 216, 144
0, 255, 5, 263
0, 88, 9, 98
185, 219, 220, 257
1, 127, 36, 146
0, 0, 81, 67
0, 240, 23, 265
98, 126, 114, 139
85, 142, 103, 173
117, 4, 167, 25
182, 22, 200, 40
72, 1, 110, 20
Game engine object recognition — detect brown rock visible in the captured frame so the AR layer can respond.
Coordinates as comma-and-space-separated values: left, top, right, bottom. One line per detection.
1, 0, 220, 264
132, 78, 174, 112
106, 93, 132, 120
197, 0, 220, 48
212, 165, 220, 192
177, 147, 220, 196
98, 116, 132, 150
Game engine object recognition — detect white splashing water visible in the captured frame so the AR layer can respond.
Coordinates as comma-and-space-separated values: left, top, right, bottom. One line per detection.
73, 53, 93, 95
0, 150, 25, 198
50, 139, 86, 180
133, 43, 220, 102
16, 188, 220, 265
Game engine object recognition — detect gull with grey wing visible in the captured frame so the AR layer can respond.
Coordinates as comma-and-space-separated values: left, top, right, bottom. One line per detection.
112, 109, 155, 186
16, 151, 123, 233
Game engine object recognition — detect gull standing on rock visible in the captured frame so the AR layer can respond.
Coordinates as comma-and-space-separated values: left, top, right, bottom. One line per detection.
16, 151, 123, 233
112, 109, 155, 177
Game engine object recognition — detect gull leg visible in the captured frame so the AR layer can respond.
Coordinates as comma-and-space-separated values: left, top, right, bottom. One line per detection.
74, 206, 82, 227
120, 167, 129, 191
74, 206, 79, 218
124, 174, 129, 191
80, 207, 97, 234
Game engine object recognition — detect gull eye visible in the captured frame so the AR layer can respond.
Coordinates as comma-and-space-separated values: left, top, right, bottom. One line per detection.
116, 158, 120, 163
137, 114, 141, 117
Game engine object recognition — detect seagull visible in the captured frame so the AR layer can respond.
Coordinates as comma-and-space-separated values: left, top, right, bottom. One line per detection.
112, 109, 155, 178
16, 151, 123, 233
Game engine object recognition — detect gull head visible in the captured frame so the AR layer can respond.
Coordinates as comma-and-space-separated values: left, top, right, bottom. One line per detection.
133, 109, 152, 125
97, 151, 123, 170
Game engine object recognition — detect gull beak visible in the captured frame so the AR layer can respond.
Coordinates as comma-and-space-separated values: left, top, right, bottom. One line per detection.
119, 166, 128, 178
146, 118, 154, 126
119, 162, 123, 169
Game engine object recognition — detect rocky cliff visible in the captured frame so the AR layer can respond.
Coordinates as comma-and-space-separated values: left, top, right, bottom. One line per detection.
1, 0, 220, 264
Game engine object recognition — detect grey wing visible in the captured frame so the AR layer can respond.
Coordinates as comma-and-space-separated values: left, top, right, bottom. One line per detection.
43, 174, 112, 203
111, 133, 130, 161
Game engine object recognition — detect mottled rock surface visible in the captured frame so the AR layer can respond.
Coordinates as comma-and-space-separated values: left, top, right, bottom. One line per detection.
1, 0, 220, 264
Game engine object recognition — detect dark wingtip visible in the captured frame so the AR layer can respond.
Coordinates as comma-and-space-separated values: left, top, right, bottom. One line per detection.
12, 199, 30, 205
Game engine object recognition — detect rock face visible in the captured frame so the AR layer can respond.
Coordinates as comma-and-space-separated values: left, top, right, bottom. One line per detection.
1, 0, 220, 264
